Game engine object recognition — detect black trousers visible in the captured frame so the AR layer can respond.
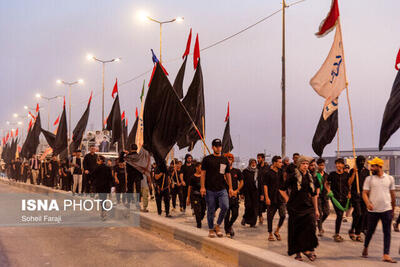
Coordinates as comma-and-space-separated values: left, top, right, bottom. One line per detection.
396, 214, 400, 225
192, 194, 206, 227
170, 186, 183, 209
350, 198, 367, 235
364, 210, 392, 255
224, 197, 239, 232
155, 189, 170, 215
317, 197, 330, 231
181, 186, 189, 210
332, 199, 347, 234
267, 203, 286, 233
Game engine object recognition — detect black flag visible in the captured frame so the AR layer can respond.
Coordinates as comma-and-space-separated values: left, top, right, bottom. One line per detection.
53, 103, 68, 155
127, 116, 138, 149
22, 112, 41, 159
176, 60, 205, 151
173, 56, 187, 99
379, 70, 400, 150
222, 119, 233, 154
41, 129, 56, 148
70, 94, 92, 153
312, 105, 338, 157
106, 94, 122, 145
10, 137, 18, 161
143, 63, 190, 170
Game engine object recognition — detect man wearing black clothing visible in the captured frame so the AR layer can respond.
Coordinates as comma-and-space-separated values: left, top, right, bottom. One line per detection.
123, 144, 143, 208
348, 155, 369, 241
201, 139, 233, 238
179, 154, 195, 213
154, 163, 171, 217
224, 153, 243, 237
316, 158, 330, 236
71, 150, 84, 195
286, 153, 299, 177
257, 153, 269, 225
326, 158, 354, 242
83, 145, 98, 195
264, 156, 286, 241
187, 162, 206, 228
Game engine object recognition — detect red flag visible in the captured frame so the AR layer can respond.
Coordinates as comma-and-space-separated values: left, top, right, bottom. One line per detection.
15, 128, 18, 136
182, 28, 192, 59
54, 115, 60, 126
5, 132, 9, 142
28, 119, 33, 130
315, 0, 340, 37
396, 48, 400, 71
2, 137, 5, 145
193, 34, 200, 69
126, 118, 128, 127
36, 103, 40, 112
225, 102, 230, 122
63, 96, 66, 107
121, 111, 125, 120
11, 130, 13, 138
112, 78, 118, 98
88, 91, 93, 104
135, 107, 138, 118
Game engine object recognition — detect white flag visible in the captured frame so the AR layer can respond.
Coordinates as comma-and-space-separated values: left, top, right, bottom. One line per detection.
310, 24, 347, 99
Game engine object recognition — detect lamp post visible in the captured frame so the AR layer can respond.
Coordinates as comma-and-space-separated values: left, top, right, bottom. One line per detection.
87, 54, 120, 129
138, 11, 184, 63
35, 94, 63, 130
56, 79, 84, 139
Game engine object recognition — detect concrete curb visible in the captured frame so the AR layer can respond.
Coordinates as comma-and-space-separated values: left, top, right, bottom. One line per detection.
0, 178, 311, 266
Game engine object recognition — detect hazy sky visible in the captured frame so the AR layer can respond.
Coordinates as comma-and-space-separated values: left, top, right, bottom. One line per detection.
1, 0, 399, 161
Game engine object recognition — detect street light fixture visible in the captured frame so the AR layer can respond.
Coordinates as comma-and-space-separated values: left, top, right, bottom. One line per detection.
37, 93, 63, 130
137, 11, 184, 63
86, 54, 121, 129
56, 79, 83, 140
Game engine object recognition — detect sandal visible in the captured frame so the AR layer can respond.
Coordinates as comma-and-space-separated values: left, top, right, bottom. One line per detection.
274, 232, 282, 241
302, 252, 316, 262
294, 256, 303, 261
333, 234, 344, 242
382, 257, 397, 263
268, 234, 275, 241
355, 235, 363, 242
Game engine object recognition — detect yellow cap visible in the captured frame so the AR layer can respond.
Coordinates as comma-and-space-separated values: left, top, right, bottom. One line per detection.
368, 157, 384, 167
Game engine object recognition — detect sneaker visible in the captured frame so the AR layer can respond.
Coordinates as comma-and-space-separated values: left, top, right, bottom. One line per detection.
208, 230, 216, 238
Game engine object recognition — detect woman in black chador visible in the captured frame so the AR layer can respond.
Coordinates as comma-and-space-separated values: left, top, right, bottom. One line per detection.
279, 156, 319, 262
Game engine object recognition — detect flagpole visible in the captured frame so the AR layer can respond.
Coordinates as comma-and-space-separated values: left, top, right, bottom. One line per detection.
338, 19, 360, 194
202, 116, 206, 156
281, 0, 288, 158
337, 102, 340, 158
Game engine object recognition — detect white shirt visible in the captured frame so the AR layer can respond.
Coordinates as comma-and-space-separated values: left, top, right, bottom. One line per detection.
363, 173, 395, 213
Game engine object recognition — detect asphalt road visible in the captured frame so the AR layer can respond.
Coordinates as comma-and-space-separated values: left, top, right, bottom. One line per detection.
0, 183, 224, 267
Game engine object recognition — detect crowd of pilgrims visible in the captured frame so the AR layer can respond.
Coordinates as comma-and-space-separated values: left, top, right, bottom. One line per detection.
2, 140, 399, 263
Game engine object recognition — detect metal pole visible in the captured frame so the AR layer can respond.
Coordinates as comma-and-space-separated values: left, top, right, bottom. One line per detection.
102, 62, 105, 130
69, 85, 72, 140
47, 99, 50, 131
159, 23, 162, 63
281, 0, 287, 158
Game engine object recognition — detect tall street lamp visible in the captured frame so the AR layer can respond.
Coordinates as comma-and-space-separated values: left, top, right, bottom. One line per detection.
35, 93, 63, 130
87, 54, 120, 129
56, 79, 84, 139
138, 11, 184, 63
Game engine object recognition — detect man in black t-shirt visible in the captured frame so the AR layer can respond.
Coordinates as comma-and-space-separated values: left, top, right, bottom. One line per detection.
179, 154, 195, 213
348, 156, 369, 240
223, 153, 243, 237
154, 163, 171, 217
201, 139, 233, 238
83, 145, 98, 195
326, 158, 354, 242
264, 156, 286, 241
